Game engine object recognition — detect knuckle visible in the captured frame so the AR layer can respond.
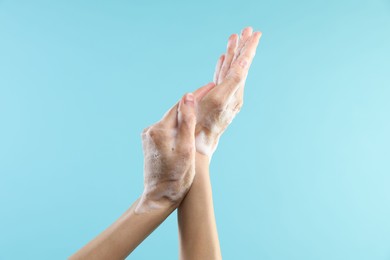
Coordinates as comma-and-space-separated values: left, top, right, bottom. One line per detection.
182, 113, 196, 127
227, 46, 236, 54
147, 127, 160, 140
234, 100, 244, 112
141, 127, 149, 136
219, 64, 228, 74
238, 58, 249, 69
228, 71, 243, 84
238, 99, 244, 108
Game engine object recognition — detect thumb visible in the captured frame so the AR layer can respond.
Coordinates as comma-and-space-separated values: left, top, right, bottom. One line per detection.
177, 93, 197, 150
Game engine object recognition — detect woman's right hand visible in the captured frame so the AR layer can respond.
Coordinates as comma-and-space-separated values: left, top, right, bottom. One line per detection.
136, 93, 198, 213
193, 27, 262, 158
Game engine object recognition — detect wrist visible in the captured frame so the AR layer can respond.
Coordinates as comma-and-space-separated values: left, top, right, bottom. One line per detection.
135, 189, 179, 214
196, 152, 211, 166
195, 152, 211, 178
195, 129, 220, 158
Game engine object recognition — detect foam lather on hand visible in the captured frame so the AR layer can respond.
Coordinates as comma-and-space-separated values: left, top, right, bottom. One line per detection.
136, 125, 195, 213
195, 98, 238, 158
195, 130, 218, 158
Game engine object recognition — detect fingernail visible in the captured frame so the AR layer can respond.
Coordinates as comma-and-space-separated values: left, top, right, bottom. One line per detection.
184, 93, 194, 105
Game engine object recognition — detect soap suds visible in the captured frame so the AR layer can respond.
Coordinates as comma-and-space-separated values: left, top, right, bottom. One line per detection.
196, 99, 238, 158
136, 127, 194, 213
195, 130, 218, 158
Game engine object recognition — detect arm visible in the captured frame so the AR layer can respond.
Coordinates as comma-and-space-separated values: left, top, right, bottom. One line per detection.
70, 93, 198, 260
178, 153, 221, 260
178, 27, 262, 260
70, 198, 175, 260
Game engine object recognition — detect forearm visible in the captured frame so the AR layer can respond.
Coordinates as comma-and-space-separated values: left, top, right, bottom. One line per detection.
177, 153, 222, 260
70, 198, 175, 260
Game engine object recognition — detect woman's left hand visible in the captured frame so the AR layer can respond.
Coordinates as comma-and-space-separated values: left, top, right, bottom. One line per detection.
137, 93, 198, 213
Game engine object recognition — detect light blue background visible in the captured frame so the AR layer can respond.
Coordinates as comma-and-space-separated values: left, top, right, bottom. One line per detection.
1, 0, 390, 259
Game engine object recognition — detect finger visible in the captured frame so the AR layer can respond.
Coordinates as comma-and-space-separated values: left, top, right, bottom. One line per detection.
234, 29, 254, 100
217, 34, 238, 84
224, 31, 262, 94
193, 82, 216, 102
213, 54, 225, 84
177, 93, 196, 152
158, 102, 179, 128
232, 26, 253, 64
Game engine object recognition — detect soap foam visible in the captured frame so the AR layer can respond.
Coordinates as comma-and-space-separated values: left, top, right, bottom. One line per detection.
196, 99, 239, 158
195, 130, 218, 158
136, 127, 194, 213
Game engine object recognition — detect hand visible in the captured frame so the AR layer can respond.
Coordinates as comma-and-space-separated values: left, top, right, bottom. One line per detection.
193, 27, 262, 157
136, 93, 197, 213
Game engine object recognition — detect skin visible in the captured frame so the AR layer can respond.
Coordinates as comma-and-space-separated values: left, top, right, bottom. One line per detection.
70, 93, 199, 260
178, 27, 262, 260
178, 153, 221, 260
137, 93, 197, 213
193, 28, 262, 158
70, 27, 262, 260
